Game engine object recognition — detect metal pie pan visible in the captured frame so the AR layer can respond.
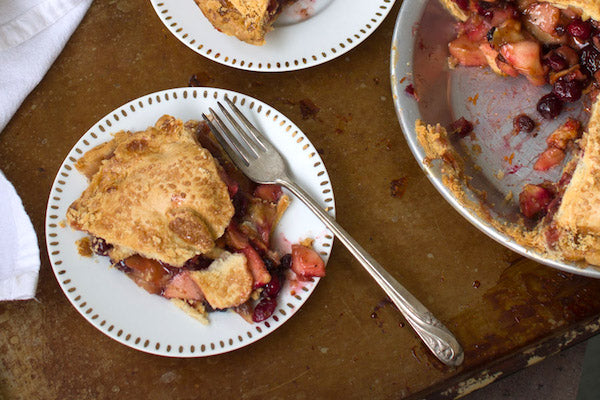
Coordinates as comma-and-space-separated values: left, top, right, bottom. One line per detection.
390, 0, 600, 278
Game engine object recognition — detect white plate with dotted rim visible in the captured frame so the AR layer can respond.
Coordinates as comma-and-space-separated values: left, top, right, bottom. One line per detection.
150, 0, 395, 72
45, 87, 336, 357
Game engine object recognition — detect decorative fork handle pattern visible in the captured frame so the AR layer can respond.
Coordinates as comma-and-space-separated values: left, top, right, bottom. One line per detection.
278, 177, 464, 367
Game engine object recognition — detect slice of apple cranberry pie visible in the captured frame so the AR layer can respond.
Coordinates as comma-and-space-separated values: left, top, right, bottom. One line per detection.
417, 0, 600, 266
194, 0, 296, 45
67, 115, 325, 324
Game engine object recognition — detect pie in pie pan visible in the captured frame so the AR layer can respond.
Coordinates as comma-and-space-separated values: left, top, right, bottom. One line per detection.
392, 0, 600, 275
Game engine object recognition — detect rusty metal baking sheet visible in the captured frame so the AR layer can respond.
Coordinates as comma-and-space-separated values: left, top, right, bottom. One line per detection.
2, 1, 600, 399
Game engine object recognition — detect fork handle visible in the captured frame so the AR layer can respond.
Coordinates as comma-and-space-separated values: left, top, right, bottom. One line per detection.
277, 178, 464, 367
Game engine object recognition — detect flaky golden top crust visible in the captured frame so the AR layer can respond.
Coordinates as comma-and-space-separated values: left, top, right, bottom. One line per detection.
66, 115, 234, 267
194, 0, 272, 45
539, 0, 600, 22
438, 0, 469, 21
189, 252, 253, 309
555, 102, 600, 234
549, 100, 600, 265
440, 0, 600, 22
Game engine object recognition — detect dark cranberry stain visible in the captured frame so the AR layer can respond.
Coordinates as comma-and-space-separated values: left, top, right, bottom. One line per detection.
448, 257, 600, 365
390, 177, 408, 198
299, 98, 320, 119
405, 84, 417, 100
188, 72, 214, 87
449, 117, 474, 138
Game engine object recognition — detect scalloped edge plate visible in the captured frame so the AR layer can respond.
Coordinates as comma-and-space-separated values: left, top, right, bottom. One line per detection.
150, 0, 395, 72
45, 87, 336, 357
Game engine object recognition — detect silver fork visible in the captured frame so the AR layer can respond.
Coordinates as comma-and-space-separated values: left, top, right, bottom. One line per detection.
203, 96, 464, 367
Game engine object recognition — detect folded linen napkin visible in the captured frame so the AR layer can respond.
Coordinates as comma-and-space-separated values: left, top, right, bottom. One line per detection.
0, 0, 92, 299
0, 171, 39, 300
0, 0, 93, 132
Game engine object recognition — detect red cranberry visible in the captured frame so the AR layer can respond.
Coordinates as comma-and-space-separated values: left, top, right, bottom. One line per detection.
453, 0, 469, 11
252, 298, 277, 322
552, 78, 582, 102
513, 114, 536, 133
537, 93, 564, 119
545, 53, 568, 71
263, 274, 282, 298
476, 1, 493, 19
449, 117, 474, 138
567, 20, 592, 40
91, 237, 112, 256
581, 45, 600, 75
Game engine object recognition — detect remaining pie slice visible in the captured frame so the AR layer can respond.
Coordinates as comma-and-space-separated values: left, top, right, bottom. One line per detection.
418, 0, 600, 266
194, 0, 292, 45
549, 101, 600, 265
67, 114, 327, 323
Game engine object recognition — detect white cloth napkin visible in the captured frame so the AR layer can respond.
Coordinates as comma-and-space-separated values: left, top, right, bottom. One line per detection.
0, 0, 93, 132
0, 0, 92, 300
0, 171, 39, 300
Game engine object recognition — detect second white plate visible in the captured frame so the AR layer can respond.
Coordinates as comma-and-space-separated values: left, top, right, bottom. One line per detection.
45, 87, 336, 357
150, 0, 395, 72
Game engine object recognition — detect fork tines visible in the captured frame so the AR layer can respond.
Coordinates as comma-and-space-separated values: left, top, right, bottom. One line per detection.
202, 96, 270, 167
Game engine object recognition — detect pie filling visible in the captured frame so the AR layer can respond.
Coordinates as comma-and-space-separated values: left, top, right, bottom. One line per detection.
67, 115, 325, 324
425, 0, 600, 265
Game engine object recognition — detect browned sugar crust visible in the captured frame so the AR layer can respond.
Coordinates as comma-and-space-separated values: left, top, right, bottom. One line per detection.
194, 0, 274, 45
66, 115, 234, 267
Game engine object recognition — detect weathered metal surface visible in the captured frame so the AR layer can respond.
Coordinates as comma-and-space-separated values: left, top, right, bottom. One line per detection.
1, 1, 600, 399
